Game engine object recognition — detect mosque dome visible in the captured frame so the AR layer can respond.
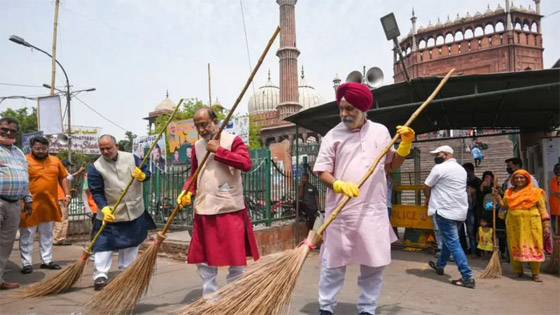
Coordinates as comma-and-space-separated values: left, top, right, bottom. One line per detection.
495, 4, 505, 14
417, 25, 425, 33
298, 67, 324, 110
248, 70, 280, 113
435, 18, 443, 28
465, 11, 473, 20
444, 15, 453, 27
425, 20, 434, 31
527, 5, 536, 14
518, 5, 527, 13
154, 91, 176, 112
484, 5, 494, 17
474, 11, 483, 19
510, 3, 518, 11
454, 13, 462, 24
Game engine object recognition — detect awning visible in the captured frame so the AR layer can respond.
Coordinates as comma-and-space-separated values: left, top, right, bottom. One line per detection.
285, 69, 560, 136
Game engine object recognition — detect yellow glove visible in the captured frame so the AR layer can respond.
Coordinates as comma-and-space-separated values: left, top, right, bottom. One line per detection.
131, 167, 146, 182
101, 206, 115, 223
332, 180, 360, 198
177, 190, 192, 208
396, 125, 415, 157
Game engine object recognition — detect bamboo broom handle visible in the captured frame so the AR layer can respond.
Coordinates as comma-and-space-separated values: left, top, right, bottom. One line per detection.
159, 26, 281, 236
317, 68, 456, 235
492, 176, 498, 246
86, 100, 184, 252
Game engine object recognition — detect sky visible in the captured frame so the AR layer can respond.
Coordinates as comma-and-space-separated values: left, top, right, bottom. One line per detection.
1, 0, 558, 141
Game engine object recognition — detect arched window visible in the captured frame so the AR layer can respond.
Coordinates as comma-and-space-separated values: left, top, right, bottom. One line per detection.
445, 33, 454, 44
464, 29, 474, 40
406, 46, 411, 55
436, 35, 444, 46
495, 21, 505, 32
455, 31, 464, 41
514, 22, 522, 31
531, 22, 538, 33
474, 26, 484, 37
484, 24, 494, 35
427, 37, 435, 47
418, 39, 426, 49
522, 23, 530, 32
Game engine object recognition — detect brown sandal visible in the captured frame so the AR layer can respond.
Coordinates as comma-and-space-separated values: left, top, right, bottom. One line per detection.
531, 275, 543, 282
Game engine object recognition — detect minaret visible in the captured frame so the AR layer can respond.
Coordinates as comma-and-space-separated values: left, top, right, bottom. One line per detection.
411, 8, 417, 51
332, 74, 341, 93
276, 0, 301, 121
534, 0, 542, 33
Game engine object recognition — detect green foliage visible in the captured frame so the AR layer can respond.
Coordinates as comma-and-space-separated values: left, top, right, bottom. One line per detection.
0, 107, 38, 146
248, 119, 261, 149
117, 131, 137, 152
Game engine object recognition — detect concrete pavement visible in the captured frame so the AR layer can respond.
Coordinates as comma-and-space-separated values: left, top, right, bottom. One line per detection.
1, 242, 559, 315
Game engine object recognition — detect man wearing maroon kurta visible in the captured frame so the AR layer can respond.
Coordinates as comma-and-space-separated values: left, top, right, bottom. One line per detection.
177, 107, 259, 296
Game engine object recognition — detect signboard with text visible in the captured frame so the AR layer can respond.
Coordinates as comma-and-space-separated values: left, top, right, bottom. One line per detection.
48, 126, 102, 155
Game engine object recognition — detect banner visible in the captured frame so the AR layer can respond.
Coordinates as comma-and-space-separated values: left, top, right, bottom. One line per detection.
167, 119, 197, 165
220, 116, 249, 145
37, 95, 63, 135
133, 134, 167, 172
49, 126, 102, 155
21, 131, 44, 154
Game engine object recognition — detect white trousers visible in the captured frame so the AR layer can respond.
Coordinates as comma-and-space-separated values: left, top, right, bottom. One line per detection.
318, 255, 385, 314
93, 246, 139, 280
197, 263, 245, 296
19, 221, 54, 267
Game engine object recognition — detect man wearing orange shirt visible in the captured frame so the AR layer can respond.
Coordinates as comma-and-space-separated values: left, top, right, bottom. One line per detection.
550, 163, 560, 232
19, 136, 70, 274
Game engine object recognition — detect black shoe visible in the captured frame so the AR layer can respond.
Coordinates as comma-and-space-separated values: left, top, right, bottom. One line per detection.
319, 310, 333, 315
40, 262, 61, 270
359, 312, 374, 315
451, 278, 475, 289
53, 240, 72, 246
428, 260, 444, 275
21, 265, 33, 274
94, 277, 108, 291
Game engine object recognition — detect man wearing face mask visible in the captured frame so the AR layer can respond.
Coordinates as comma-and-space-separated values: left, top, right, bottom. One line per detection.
0, 117, 32, 289
501, 158, 539, 192
176, 107, 259, 297
424, 145, 474, 289
313, 82, 413, 315
19, 136, 70, 274
87, 134, 156, 290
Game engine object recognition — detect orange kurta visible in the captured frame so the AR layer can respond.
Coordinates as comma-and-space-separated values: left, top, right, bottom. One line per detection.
20, 154, 68, 228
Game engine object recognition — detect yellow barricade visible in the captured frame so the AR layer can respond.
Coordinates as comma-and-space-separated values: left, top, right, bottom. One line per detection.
390, 205, 433, 230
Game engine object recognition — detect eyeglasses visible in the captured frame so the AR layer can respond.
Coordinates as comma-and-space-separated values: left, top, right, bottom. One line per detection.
0, 127, 18, 133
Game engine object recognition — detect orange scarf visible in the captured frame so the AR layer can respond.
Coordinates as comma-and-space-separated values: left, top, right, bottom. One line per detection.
505, 170, 543, 210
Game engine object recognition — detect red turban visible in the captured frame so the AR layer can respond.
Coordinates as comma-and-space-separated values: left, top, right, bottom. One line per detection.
336, 82, 373, 112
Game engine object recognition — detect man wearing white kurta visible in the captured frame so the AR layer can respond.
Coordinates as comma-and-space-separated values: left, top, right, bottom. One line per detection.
313, 82, 414, 315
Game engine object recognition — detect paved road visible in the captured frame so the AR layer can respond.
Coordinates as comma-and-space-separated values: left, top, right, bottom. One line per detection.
1, 243, 559, 314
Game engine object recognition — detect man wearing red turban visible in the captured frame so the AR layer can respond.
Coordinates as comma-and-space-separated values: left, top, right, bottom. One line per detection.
313, 82, 414, 315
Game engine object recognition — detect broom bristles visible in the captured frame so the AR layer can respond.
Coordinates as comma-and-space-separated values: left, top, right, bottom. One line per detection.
479, 249, 502, 279
86, 238, 163, 315
13, 253, 90, 298
179, 230, 322, 315
544, 236, 560, 275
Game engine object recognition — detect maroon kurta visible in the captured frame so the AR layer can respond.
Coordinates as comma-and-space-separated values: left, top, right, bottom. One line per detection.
184, 136, 259, 266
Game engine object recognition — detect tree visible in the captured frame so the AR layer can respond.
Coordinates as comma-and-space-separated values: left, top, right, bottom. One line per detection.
118, 131, 137, 152
248, 119, 261, 149
56, 150, 98, 167
0, 107, 38, 146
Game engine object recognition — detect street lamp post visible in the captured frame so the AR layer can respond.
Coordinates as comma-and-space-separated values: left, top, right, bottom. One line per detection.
10, 35, 74, 162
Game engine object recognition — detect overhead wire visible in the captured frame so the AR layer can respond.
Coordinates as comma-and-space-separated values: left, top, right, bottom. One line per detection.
73, 96, 129, 132
239, 0, 256, 94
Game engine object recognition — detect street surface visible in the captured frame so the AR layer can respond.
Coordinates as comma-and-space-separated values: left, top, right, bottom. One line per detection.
1, 240, 559, 315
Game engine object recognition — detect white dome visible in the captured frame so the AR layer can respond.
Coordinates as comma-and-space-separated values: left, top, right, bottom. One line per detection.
154, 92, 176, 112
298, 67, 324, 110
248, 71, 280, 113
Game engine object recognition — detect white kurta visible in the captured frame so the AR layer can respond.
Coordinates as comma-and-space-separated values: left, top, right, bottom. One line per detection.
314, 120, 397, 268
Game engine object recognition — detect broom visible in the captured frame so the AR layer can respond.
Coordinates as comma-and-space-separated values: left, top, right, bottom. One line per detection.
179, 68, 456, 315
479, 176, 502, 279
85, 26, 281, 315
15, 100, 183, 298
544, 216, 559, 274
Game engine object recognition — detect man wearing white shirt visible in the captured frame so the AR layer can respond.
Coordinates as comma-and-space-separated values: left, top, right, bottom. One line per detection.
423, 145, 475, 289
